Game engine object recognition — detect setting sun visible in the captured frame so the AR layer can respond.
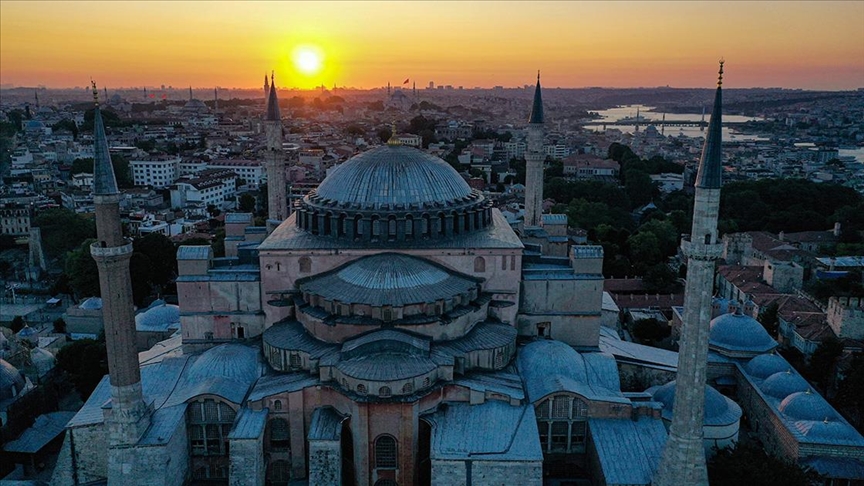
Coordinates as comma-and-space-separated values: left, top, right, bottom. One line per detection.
292, 46, 323, 76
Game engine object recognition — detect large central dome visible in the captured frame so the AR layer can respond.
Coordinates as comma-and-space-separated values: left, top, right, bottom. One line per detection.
315, 145, 472, 209
295, 145, 493, 242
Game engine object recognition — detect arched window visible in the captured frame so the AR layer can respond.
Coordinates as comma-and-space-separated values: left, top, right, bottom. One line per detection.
357, 383, 367, 395
494, 348, 506, 368
298, 257, 311, 273
273, 400, 282, 411
374, 435, 398, 468
473, 256, 486, 273
268, 460, 291, 485
289, 353, 301, 369
405, 215, 414, 238
422, 376, 430, 388
269, 418, 290, 451
379, 386, 392, 398
187, 399, 235, 457
402, 382, 414, 394
388, 216, 397, 239
535, 394, 589, 454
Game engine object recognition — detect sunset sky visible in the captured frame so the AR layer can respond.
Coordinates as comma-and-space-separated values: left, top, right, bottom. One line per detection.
1, 1, 863, 90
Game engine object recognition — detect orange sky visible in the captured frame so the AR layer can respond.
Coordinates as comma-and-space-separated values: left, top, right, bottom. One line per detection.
1, 1, 863, 90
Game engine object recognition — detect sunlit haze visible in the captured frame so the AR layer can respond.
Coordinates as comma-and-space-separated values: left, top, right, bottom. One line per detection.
1, 1, 863, 90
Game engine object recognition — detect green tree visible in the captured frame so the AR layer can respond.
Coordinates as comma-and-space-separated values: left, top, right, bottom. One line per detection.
637, 219, 679, 258
377, 127, 392, 143
643, 263, 681, 294
34, 208, 97, 259
129, 252, 154, 306
627, 232, 662, 270
133, 233, 177, 289
51, 118, 79, 139
0, 234, 17, 251
835, 356, 864, 428
55, 338, 108, 399
624, 169, 655, 208
757, 302, 780, 337
10, 316, 25, 333
238, 193, 256, 213
707, 442, 821, 486
65, 239, 100, 299
53, 317, 67, 334
809, 337, 844, 391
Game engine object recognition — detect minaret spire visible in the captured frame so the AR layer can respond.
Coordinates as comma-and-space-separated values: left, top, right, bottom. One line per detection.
524, 71, 545, 228
264, 73, 270, 97
189, 85, 193, 101
264, 70, 287, 227
89, 79, 152, 483
652, 60, 726, 486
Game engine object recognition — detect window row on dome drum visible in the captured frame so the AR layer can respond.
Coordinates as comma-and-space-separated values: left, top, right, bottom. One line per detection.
295, 205, 493, 242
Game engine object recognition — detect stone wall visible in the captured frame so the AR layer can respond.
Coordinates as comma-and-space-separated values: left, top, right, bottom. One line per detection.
431, 459, 542, 486
308, 439, 341, 486
230, 437, 264, 486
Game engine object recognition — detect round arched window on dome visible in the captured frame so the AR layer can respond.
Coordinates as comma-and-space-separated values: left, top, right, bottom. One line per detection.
379, 386, 392, 398
402, 382, 414, 394
357, 384, 367, 395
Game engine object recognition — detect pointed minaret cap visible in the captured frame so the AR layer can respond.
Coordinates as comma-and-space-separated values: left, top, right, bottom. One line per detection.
528, 70, 544, 124
265, 71, 281, 121
91, 81, 119, 196
695, 60, 724, 189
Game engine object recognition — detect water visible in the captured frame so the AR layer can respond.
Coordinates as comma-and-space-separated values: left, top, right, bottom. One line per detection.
589, 104, 768, 141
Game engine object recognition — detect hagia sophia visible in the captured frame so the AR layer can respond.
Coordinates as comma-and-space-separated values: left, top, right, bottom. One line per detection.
38, 67, 864, 486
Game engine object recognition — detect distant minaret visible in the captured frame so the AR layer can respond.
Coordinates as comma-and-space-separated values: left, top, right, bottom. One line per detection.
387, 81, 391, 96
652, 61, 725, 486
635, 106, 641, 132
188, 85, 193, 101
143, 87, 147, 100
34, 90, 39, 110
661, 112, 666, 136
88, 81, 152, 482
264, 73, 269, 98
264, 72, 288, 227
413, 81, 417, 100
524, 70, 545, 228
700, 105, 706, 131
214, 87, 218, 115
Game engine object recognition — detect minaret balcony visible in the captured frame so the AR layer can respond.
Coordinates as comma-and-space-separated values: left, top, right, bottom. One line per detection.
680, 239, 723, 261
90, 240, 133, 259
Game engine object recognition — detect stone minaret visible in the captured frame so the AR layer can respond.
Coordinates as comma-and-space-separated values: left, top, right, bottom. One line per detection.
88, 82, 151, 482
264, 73, 269, 98
524, 71, 545, 228
653, 61, 725, 486
264, 72, 287, 227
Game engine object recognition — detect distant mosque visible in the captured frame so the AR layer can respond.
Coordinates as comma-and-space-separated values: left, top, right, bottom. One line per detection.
50, 66, 864, 486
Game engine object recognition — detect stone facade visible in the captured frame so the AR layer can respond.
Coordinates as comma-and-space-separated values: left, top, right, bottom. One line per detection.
431, 459, 542, 486
827, 296, 864, 340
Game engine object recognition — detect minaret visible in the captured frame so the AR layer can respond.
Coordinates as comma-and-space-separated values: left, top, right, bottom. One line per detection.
264, 73, 269, 97
88, 81, 151, 482
214, 87, 219, 115
524, 70, 545, 228
653, 61, 725, 486
387, 81, 391, 96
264, 72, 287, 227
188, 85, 193, 101
35, 90, 39, 110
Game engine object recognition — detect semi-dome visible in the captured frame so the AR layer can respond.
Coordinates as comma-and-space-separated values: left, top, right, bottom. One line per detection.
651, 381, 742, 426
709, 310, 778, 357
135, 300, 180, 332
779, 391, 837, 421
745, 353, 789, 379
0, 359, 26, 401
187, 343, 261, 383
761, 370, 809, 399
298, 253, 480, 308
296, 145, 493, 242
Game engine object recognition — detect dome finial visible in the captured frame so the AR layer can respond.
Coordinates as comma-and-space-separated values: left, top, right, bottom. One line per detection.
91, 79, 99, 106
387, 121, 401, 146
718, 59, 725, 87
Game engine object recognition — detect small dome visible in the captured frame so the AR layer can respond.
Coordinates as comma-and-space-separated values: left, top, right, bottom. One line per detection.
0, 359, 26, 401
314, 145, 472, 210
761, 370, 809, 399
135, 300, 180, 332
779, 391, 837, 421
709, 311, 777, 356
745, 353, 789, 379
17, 325, 37, 337
79, 297, 103, 310
651, 381, 742, 426
793, 419, 861, 443
187, 343, 260, 383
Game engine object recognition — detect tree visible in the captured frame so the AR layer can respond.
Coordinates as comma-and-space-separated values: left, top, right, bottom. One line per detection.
809, 337, 844, 391
0, 234, 17, 251
55, 338, 108, 399
707, 441, 821, 486
632, 318, 669, 342
377, 127, 392, 143
65, 239, 100, 299
133, 233, 177, 289
757, 302, 780, 337
33, 208, 96, 259
627, 232, 662, 271
51, 118, 79, 139
129, 252, 154, 306
637, 219, 679, 258
835, 356, 864, 428
624, 169, 655, 208
238, 193, 256, 213
643, 263, 681, 294
10, 316, 25, 333
53, 317, 67, 334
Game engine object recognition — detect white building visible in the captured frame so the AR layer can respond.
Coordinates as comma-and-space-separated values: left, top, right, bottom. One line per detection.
650, 173, 685, 193
131, 155, 181, 188
207, 159, 265, 187
71, 173, 94, 190
170, 169, 237, 210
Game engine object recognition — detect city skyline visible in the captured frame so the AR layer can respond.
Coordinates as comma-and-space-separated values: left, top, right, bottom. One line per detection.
2, 1, 863, 91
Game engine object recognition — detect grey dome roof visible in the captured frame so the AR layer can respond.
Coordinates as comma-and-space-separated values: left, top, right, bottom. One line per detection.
187, 343, 261, 383
314, 145, 472, 210
793, 419, 862, 443
709, 311, 777, 356
745, 353, 789, 379
79, 297, 103, 310
651, 381, 742, 426
779, 391, 836, 421
762, 370, 809, 399
135, 300, 180, 332
299, 253, 480, 307
0, 359, 26, 401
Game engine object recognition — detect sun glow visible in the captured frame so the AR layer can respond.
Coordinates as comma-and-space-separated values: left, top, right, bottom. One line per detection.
292, 45, 323, 76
